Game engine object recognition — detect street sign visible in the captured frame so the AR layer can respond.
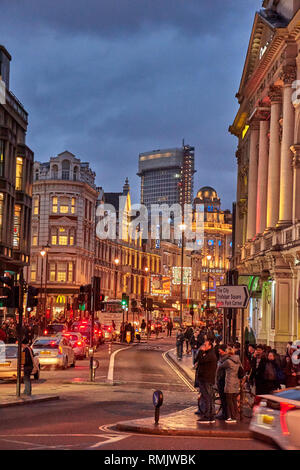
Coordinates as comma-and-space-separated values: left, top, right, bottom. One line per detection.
216, 285, 250, 309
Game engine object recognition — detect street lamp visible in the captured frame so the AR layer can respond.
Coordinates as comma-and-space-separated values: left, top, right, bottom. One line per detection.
40, 248, 46, 318
179, 223, 186, 323
114, 258, 120, 299
206, 255, 212, 313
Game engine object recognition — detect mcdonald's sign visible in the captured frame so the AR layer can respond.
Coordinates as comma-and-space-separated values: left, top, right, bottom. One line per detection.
56, 295, 66, 305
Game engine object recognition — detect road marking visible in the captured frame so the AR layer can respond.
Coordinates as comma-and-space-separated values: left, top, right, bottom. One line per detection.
88, 424, 131, 449
162, 349, 197, 393
107, 345, 134, 383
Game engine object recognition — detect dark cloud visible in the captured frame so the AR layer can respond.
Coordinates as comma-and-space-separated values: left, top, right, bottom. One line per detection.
1, 0, 262, 209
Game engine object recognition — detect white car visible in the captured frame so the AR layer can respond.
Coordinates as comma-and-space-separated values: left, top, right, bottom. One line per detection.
0, 344, 40, 380
63, 332, 87, 360
250, 387, 300, 450
32, 336, 75, 369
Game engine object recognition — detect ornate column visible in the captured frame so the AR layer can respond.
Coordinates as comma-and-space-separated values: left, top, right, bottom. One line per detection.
246, 119, 259, 241
290, 144, 300, 223
266, 85, 282, 230
278, 64, 296, 227
256, 115, 270, 235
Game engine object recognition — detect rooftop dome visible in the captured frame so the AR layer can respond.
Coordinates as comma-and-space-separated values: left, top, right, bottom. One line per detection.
196, 186, 219, 200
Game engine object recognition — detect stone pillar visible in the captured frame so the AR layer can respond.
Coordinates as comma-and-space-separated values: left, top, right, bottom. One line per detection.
256, 118, 270, 234
266, 85, 282, 230
246, 119, 259, 240
290, 144, 300, 223
278, 65, 296, 227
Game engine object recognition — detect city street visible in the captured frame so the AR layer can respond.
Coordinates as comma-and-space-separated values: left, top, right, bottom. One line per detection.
0, 336, 275, 450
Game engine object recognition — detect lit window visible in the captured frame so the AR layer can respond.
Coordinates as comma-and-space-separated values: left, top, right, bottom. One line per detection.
31, 261, 37, 282
71, 198, 76, 214
50, 263, 56, 281
60, 197, 69, 214
68, 262, 73, 282
15, 157, 23, 190
51, 235, 57, 245
70, 236, 74, 246
0, 193, 3, 241
0, 140, 5, 177
59, 236, 68, 245
33, 197, 39, 215
52, 197, 58, 213
57, 263, 67, 282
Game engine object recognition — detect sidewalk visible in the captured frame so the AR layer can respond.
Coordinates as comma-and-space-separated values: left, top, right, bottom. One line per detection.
116, 347, 251, 438
0, 393, 60, 408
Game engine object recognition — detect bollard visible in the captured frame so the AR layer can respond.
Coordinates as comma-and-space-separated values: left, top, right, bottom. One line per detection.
92, 359, 99, 381
153, 390, 163, 425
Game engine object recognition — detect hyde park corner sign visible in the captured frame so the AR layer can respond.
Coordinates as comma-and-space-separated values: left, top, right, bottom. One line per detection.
216, 285, 250, 309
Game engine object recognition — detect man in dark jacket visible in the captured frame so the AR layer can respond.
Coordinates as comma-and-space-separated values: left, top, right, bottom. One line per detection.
22, 338, 34, 396
195, 340, 217, 423
249, 345, 268, 395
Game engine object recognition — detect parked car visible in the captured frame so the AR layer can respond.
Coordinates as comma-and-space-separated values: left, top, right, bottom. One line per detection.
32, 336, 75, 369
250, 387, 300, 450
63, 332, 87, 359
0, 344, 40, 380
72, 320, 104, 346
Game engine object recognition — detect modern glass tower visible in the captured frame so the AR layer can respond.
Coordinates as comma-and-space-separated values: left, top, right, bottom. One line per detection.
138, 144, 195, 212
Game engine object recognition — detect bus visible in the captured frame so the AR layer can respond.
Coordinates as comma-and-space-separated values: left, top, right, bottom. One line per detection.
98, 300, 124, 335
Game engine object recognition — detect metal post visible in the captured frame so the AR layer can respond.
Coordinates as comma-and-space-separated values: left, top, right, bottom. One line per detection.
16, 270, 24, 397
44, 250, 48, 327
180, 230, 184, 323
89, 277, 95, 382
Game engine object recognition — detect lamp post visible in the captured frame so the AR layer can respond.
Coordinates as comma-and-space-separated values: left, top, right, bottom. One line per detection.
40, 248, 46, 320
179, 223, 186, 323
206, 255, 212, 317
114, 258, 120, 299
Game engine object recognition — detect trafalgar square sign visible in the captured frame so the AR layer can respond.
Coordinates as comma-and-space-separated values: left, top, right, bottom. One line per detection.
216, 285, 250, 309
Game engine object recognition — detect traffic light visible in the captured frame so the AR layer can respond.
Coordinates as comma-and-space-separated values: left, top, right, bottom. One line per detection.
131, 299, 137, 310
146, 298, 153, 311
141, 297, 147, 309
79, 284, 91, 311
94, 277, 103, 311
122, 293, 129, 308
0, 274, 18, 308
27, 285, 39, 309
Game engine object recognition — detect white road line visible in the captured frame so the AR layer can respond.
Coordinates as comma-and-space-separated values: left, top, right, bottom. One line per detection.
107, 345, 134, 383
162, 349, 197, 393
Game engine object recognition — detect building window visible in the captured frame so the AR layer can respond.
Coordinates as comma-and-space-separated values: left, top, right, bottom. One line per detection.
51, 164, 58, 179
0, 193, 3, 241
33, 196, 39, 215
62, 160, 70, 180
60, 197, 69, 214
57, 263, 67, 282
0, 140, 4, 177
15, 157, 23, 190
73, 166, 79, 181
59, 235, 68, 245
32, 226, 38, 246
13, 204, 21, 249
52, 196, 58, 213
50, 263, 56, 281
35, 170, 39, 181
71, 197, 76, 214
31, 261, 37, 282
68, 262, 73, 282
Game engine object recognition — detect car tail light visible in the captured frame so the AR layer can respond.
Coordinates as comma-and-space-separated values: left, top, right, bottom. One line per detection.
77, 341, 82, 346
280, 403, 296, 435
44, 330, 48, 335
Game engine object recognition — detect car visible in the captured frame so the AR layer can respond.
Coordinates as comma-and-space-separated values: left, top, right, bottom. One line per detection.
43, 323, 67, 336
32, 336, 76, 369
72, 320, 104, 346
63, 332, 87, 359
250, 387, 300, 450
0, 344, 40, 380
102, 325, 117, 342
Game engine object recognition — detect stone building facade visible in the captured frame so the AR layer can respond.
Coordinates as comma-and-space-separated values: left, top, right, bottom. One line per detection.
230, 0, 300, 350
25, 151, 98, 320
0, 45, 34, 319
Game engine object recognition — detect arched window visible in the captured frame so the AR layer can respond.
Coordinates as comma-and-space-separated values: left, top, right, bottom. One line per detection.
51, 164, 58, 179
73, 166, 79, 181
62, 160, 70, 180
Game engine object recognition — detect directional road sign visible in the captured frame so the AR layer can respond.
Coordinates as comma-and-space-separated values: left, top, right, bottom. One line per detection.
216, 285, 250, 309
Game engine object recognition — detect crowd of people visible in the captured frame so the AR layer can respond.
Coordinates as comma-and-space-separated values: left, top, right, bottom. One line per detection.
176, 324, 300, 424
0, 318, 42, 345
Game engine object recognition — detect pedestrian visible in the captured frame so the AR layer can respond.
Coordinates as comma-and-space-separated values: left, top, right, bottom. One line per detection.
140, 319, 146, 336
22, 338, 34, 396
263, 351, 282, 394
190, 329, 200, 367
249, 344, 268, 395
176, 328, 184, 360
215, 344, 229, 420
218, 346, 242, 423
184, 325, 193, 355
283, 344, 299, 388
195, 340, 217, 424
166, 320, 173, 337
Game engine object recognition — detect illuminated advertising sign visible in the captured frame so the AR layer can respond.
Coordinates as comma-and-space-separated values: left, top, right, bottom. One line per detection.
151, 275, 171, 296
172, 267, 192, 286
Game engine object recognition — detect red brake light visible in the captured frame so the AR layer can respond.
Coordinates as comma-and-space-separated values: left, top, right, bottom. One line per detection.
77, 341, 82, 346
280, 403, 296, 435
44, 330, 48, 335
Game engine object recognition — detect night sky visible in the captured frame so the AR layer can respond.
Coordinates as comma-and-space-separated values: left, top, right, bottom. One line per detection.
1, 0, 262, 210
